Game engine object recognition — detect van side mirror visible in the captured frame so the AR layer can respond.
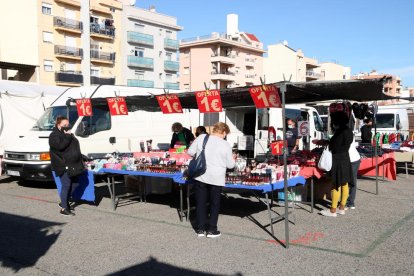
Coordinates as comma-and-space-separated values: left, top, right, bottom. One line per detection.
397, 122, 402, 130
109, 137, 116, 144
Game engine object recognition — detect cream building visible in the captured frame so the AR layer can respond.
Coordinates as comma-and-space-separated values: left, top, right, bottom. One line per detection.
264, 42, 351, 83
179, 14, 265, 91
0, 0, 123, 86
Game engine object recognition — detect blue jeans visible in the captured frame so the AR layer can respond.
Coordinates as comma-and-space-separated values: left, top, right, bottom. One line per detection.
347, 159, 361, 207
59, 173, 78, 210
194, 180, 222, 232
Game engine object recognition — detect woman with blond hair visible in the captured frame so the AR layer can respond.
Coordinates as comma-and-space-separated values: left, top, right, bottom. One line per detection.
187, 122, 235, 238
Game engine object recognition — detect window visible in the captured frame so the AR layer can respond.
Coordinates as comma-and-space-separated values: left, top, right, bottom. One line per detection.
76, 105, 111, 136
376, 114, 395, 128
159, 28, 163, 35
134, 47, 144, 57
42, 3, 52, 15
183, 67, 190, 75
90, 16, 99, 23
33, 106, 78, 131
42, 31, 53, 43
166, 52, 172, 61
135, 70, 144, 80
91, 68, 100, 77
313, 112, 324, 132
44, 60, 54, 72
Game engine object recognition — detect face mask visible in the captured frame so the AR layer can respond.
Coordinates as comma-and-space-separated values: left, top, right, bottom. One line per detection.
288, 125, 294, 129
61, 126, 71, 132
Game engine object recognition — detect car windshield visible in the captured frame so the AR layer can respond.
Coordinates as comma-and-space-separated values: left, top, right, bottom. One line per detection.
376, 114, 395, 128
32, 106, 79, 131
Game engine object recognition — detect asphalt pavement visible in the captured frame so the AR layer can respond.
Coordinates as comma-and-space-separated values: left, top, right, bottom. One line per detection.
0, 171, 413, 275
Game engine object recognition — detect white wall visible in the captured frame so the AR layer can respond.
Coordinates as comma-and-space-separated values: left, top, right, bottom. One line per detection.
264, 44, 301, 82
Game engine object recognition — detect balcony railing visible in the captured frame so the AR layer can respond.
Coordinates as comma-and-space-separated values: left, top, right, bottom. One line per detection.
91, 76, 115, 85
164, 38, 179, 50
245, 74, 255, 79
55, 71, 83, 84
127, 31, 153, 46
127, 56, 154, 69
164, 60, 179, 72
54, 45, 83, 58
54, 16, 82, 31
127, 79, 154, 88
90, 50, 115, 62
306, 71, 321, 78
90, 23, 115, 38
164, 82, 179, 90
211, 71, 235, 76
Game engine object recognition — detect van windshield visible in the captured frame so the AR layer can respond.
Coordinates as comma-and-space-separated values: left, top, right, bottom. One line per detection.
376, 114, 394, 128
32, 106, 79, 131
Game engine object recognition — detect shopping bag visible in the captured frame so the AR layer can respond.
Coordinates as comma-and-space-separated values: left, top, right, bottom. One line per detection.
187, 135, 210, 179
318, 146, 332, 171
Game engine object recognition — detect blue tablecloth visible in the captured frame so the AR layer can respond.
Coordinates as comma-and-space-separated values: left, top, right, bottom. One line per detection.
52, 170, 95, 202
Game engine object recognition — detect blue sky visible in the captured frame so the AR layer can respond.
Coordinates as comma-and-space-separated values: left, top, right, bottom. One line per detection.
135, 0, 414, 87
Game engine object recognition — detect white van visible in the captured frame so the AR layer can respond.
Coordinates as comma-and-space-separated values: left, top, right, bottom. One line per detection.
3, 86, 199, 181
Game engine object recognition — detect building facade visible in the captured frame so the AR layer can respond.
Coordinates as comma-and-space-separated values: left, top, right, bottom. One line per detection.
264, 42, 351, 83
121, 5, 182, 89
179, 14, 265, 92
0, 0, 123, 86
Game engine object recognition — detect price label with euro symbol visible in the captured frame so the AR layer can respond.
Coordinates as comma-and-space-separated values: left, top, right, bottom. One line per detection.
76, 98, 93, 116
107, 97, 128, 115
156, 94, 183, 114
195, 89, 223, 113
248, 84, 281, 108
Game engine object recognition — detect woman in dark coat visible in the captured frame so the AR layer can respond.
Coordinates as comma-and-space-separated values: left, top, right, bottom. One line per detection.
49, 116, 84, 216
320, 111, 353, 217
170, 122, 195, 148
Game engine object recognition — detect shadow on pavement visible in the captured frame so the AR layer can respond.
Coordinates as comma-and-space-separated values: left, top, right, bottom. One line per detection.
0, 212, 64, 272
107, 257, 242, 276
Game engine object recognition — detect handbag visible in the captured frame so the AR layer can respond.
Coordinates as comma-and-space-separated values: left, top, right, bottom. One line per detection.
66, 160, 85, 177
187, 134, 210, 179
318, 146, 332, 172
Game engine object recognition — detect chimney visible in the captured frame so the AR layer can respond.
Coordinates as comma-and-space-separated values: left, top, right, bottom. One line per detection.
226, 14, 239, 37
149, 5, 156, 12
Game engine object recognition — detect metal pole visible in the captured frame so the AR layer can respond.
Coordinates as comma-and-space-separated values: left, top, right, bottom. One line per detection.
374, 102, 379, 195
281, 84, 289, 248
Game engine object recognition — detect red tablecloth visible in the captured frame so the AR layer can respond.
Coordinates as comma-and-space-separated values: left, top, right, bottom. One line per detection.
300, 166, 323, 179
358, 152, 396, 181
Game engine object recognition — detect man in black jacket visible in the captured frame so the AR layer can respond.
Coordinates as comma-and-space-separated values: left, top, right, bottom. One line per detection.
49, 116, 84, 216
170, 122, 195, 149
360, 118, 373, 144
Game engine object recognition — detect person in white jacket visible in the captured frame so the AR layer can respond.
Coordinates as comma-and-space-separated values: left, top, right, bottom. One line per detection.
187, 122, 235, 238
346, 138, 361, 210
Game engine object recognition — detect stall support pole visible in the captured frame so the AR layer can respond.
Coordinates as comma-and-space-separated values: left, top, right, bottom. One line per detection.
281, 84, 290, 248
374, 102, 379, 195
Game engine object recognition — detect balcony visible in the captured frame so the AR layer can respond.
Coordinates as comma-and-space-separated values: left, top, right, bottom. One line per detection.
245, 57, 255, 67
211, 54, 235, 65
91, 76, 115, 85
127, 56, 154, 69
211, 71, 236, 82
127, 31, 153, 47
90, 50, 115, 64
306, 70, 321, 80
54, 16, 82, 34
55, 71, 83, 86
164, 82, 179, 90
245, 74, 255, 79
164, 38, 179, 51
127, 79, 154, 88
164, 60, 179, 72
90, 23, 115, 39
55, 0, 80, 7
54, 45, 83, 60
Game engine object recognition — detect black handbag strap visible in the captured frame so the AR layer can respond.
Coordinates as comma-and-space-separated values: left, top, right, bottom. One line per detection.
201, 134, 210, 150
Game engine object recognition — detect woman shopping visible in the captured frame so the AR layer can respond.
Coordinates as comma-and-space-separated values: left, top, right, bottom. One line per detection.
187, 122, 235, 238
320, 112, 353, 217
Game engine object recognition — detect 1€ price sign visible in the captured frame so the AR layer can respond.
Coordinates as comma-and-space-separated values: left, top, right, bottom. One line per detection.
107, 97, 128, 115
156, 95, 183, 114
195, 90, 223, 113
248, 84, 281, 108
76, 98, 92, 116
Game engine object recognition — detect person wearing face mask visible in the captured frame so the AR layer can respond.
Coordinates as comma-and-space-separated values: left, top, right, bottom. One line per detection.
360, 118, 373, 144
187, 122, 235, 238
170, 122, 195, 149
286, 119, 301, 153
49, 116, 84, 216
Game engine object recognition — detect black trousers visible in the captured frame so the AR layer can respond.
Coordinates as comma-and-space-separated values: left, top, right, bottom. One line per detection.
59, 172, 78, 210
194, 180, 222, 232
347, 159, 361, 207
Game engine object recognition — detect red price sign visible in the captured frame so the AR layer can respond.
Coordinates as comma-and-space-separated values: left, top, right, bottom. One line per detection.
156, 95, 183, 114
248, 84, 281, 108
271, 140, 285, 155
107, 97, 128, 115
195, 90, 223, 113
75, 98, 93, 116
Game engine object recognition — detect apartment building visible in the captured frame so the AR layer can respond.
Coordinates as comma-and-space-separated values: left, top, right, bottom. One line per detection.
0, 0, 123, 86
179, 14, 265, 92
264, 42, 351, 83
121, 5, 182, 89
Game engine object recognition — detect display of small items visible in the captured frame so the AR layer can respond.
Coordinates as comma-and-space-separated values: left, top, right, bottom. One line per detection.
135, 156, 187, 174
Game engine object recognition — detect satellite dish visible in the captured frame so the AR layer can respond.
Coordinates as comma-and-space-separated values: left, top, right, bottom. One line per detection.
129, 0, 136, 6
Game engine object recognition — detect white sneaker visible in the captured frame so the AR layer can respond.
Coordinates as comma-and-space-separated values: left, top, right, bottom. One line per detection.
350, 206, 356, 210
320, 209, 337, 217
337, 209, 345, 215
